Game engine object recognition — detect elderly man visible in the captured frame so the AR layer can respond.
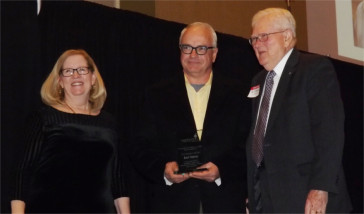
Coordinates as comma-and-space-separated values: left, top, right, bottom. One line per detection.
245, 8, 352, 213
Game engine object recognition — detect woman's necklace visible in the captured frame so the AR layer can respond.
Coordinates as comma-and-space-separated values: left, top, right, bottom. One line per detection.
64, 102, 76, 113
64, 102, 91, 115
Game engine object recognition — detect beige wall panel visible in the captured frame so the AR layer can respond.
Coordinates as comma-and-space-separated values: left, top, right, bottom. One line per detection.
307, 0, 363, 65
119, 0, 155, 17
86, 0, 362, 65
155, 0, 307, 50
86, 0, 119, 8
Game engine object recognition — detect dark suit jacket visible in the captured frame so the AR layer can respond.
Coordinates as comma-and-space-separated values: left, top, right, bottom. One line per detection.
246, 49, 352, 213
131, 71, 251, 213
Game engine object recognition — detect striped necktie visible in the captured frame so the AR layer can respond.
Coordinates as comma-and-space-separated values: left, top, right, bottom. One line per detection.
252, 70, 276, 167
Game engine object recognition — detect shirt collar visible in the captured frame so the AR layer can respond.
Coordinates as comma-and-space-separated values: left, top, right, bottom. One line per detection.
184, 71, 213, 87
272, 48, 293, 77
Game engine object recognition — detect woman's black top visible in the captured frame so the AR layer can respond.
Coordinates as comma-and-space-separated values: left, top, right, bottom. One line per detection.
14, 105, 128, 213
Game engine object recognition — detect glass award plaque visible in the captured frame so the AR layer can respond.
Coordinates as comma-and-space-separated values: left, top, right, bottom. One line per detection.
175, 133, 206, 174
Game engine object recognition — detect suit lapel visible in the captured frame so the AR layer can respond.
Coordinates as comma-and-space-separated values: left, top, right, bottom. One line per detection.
202, 73, 229, 138
204, 74, 223, 122
266, 49, 299, 134
167, 73, 197, 132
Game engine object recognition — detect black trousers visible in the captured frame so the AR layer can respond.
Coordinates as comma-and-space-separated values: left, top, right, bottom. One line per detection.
253, 162, 273, 213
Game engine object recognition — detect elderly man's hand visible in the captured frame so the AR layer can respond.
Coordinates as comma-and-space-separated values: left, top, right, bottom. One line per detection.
304, 189, 328, 214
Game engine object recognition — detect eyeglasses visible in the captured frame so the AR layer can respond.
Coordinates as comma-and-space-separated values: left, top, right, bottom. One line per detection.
61, 67, 90, 77
179, 44, 215, 55
248, 30, 286, 45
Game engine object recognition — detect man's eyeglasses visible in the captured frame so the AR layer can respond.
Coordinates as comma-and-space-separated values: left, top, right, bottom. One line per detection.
179, 44, 215, 55
248, 30, 286, 45
61, 67, 90, 77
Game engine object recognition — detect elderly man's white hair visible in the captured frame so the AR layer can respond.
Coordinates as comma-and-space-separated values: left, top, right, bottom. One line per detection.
252, 8, 296, 38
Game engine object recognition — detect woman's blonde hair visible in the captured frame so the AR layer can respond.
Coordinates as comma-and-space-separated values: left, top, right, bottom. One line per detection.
40, 49, 107, 111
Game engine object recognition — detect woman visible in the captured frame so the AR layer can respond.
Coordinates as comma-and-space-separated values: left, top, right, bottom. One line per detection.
11, 49, 130, 213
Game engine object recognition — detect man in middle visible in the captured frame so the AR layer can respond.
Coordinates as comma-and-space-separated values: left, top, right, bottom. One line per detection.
131, 22, 250, 213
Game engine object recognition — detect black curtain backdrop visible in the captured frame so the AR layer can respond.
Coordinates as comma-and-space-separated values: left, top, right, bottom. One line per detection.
1, 1, 363, 213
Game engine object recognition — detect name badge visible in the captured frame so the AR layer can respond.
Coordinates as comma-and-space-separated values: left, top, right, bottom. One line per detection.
247, 85, 260, 98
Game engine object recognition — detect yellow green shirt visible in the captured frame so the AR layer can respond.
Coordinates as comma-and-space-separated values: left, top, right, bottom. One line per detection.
185, 72, 213, 140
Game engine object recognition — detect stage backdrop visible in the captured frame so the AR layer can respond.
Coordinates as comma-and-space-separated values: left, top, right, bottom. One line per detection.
2, 1, 363, 213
